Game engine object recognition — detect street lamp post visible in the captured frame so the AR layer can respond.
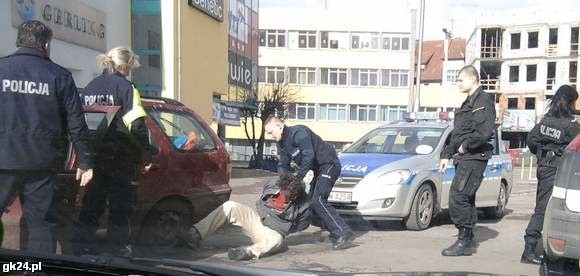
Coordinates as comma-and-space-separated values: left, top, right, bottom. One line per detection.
413, 0, 426, 112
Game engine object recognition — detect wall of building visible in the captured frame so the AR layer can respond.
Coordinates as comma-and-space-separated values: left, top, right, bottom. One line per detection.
172, 0, 229, 122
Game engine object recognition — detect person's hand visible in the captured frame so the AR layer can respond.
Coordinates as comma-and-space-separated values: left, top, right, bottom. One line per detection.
439, 159, 449, 172
458, 144, 465, 155
142, 164, 153, 174
76, 168, 94, 187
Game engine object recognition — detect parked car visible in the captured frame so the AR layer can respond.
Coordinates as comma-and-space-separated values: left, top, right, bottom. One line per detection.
540, 134, 580, 276
326, 112, 513, 230
2, 96, 232, 252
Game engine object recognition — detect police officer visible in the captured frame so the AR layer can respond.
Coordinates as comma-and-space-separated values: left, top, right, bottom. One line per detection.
74, 47, 152, 257
521, 85, 580, 264
439, 65, 496, 256
0, 21, 94, 254
264, 116, 354, 250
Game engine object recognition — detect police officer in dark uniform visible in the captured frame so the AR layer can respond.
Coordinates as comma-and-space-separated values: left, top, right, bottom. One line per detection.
0, 21, 94, 254
521, 85, 580, 264
439, 65, 496, 256
73, 47, 152, 257
264, 116, 354, 250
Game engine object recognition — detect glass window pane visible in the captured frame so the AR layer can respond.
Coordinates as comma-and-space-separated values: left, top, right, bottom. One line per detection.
358, 108, 367, 121
288, 104, 296, 119
330, 72, 338, 85
338, 108, 346, 120
351, 69, 359, 85
382, 37, 391, 50
289, 68, 297, 83
402, 37, 409, 50
361, 73, 369, 86
307, 106, 315, 119
352, 35, 360, 49
268, 33, 276, 47
297, 106, 306, 119
258, 67, 265, 82
350, 105, 357, 120
369, 108, 376, 121
371, 36, 379, 49
259, 30, 266, 46
308, 71, 316, 84
308, 35, 316, 48
276, 69, 285, 83
278, 33, 285, 47
267, 70, 275, 83
400, 73, 408, 86
391, 72, 400, 86
321, 31, 329, 48
319, 105, 327, 120
382, 70, 390, 86
328, 108, 337, 120
321, 69, 328, 84
392, 37, 401, 50
370, 72, 378, 86
339, 72, 347, 85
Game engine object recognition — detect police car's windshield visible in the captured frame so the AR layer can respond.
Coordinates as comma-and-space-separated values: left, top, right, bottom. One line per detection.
344, 127, 444, 154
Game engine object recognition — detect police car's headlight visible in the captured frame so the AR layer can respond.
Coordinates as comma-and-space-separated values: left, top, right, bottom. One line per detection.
378, 170, 411, 185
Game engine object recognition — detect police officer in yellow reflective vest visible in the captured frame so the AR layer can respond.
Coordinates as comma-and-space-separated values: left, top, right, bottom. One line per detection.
73, 47, 152, 257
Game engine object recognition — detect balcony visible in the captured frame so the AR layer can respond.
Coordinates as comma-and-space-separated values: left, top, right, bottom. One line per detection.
480, 46, 502, 59
481, 79, 500, 92
547, 45, 557, 57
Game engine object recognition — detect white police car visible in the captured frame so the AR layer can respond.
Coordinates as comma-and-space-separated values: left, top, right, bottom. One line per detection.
329, 112, 513, 230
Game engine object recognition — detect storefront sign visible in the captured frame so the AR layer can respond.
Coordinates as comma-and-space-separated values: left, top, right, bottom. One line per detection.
228, 51, 253, 90
11, 0, 107, 52
502, 110, 536, 132
188, 0, 223, 22
218, 104, 241, 126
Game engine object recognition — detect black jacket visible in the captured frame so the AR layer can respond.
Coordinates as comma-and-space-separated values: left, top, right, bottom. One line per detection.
0, 47, 93, 170
442, 87, 496, 161
277, 125, 337, 179
82, 72, 152, 170
255, 178, 311, 236
527, 115, 580, 167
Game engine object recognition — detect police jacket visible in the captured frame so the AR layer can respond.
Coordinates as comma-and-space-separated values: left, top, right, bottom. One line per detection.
82, 71, 152, 170
255, 178, 311, 236
441, 86, 496, 161
278, 125, 337, 179
527, 114, 580, 167
0, 47, 93, 171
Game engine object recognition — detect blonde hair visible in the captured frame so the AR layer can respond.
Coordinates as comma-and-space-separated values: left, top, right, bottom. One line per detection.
97, 46, 140, 75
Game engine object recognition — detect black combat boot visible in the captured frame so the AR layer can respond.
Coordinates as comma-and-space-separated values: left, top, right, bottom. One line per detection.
520, 241, 541, 264
441, 228, 475, 256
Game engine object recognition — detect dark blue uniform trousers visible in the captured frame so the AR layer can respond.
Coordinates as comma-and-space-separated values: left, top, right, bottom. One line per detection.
309, 160, 352, 238
0, 170, 57, 253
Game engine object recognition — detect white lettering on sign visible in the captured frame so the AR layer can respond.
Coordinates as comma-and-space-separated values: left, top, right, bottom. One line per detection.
189, 0, 223, 21
2, 79, 50, 96
342, 164, 368, 173
540, 124, 562, 140
84, 94, 115, 106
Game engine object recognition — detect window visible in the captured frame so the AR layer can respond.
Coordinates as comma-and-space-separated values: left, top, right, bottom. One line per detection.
526, 65, 537, 82
259, 30, 266, 46
510, 33, 520, 49
381, 35, 409, 51
288, 31, 317, 49
382, 37, 391, 50
549, 28, 558, 44
344, 127, 443, 155
320, 68, 347, 85
525, 97, 535, 110
528, 31, 538, 48
262, 67, 285, 83
380, 105, 405, 122
131, 0, 162, 96
318, 104, 347, 121
149, 110, 216, 151
350, 69, 379, 86
287, 103, 315, 120
507, 98, 518, 109
571, 27, 579, 55
266, 30, 285, 48
570, 61, 577, 83
351, 32, 380, 50
349, 105, 377, 122
547, 62, 556, 89
392, 37, 401, 50
401, 37, 409, 50
381, 70, 409, 87
509, 66, 519, 82
288, 67, 316, 84
446, 70, 460, 82
320, 31, 349, 49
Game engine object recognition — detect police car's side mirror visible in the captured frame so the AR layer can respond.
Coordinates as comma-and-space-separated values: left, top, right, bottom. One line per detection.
415, 145, 434, 155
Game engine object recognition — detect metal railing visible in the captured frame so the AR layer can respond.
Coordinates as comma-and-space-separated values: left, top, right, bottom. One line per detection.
546, 78, 556, 90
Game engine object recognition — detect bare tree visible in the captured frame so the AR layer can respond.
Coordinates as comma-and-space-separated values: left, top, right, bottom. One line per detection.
241, 83, 299, 169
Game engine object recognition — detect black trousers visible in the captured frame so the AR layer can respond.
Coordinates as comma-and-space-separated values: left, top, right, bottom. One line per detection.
449, 159, 487, 229
309, 160, 352, 238
0, 170, 57, 253
73, 171, 134, 253
524, 165, 557, 244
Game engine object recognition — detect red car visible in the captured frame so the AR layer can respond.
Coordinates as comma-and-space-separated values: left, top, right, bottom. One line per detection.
2, 97, 231, 252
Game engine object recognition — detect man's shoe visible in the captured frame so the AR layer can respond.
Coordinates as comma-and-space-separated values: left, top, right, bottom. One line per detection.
520, 242, 541, 264
332, 232, 354, 250
179, 227, 202, 249
228, 247, 256, 261
441, 228, 475, 256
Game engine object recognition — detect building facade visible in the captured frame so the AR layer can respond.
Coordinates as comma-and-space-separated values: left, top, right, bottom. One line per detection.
466, 8, 580, 148
1, 0, 130, 88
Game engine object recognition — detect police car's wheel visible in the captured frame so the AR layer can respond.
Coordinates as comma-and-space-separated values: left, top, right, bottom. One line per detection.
404, 184, 434, 231
484, 183, 508, 219
139, 200, 192, 248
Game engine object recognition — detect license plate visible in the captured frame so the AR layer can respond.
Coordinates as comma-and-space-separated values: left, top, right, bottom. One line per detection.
328, 191, 352, 203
